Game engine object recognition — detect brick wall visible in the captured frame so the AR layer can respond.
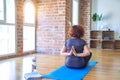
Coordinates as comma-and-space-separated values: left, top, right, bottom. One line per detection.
15, 0, 91, 55
79, 0, 91, 45
65, 0, 72, 39
36, 0, 69, 54
36, 0, 91, 54
16, 0, 24, 55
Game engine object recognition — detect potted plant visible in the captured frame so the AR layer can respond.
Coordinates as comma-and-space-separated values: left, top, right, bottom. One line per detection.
92, 13, 103, 30
92, 13, 102, 22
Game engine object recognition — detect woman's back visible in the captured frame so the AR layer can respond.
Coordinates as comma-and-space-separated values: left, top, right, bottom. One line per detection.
65, 38, 87, 68
65, 38, 86, 53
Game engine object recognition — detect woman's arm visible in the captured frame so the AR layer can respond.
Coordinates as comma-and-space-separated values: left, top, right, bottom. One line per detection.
72, 45, 90, 57
60, 46, 72, 56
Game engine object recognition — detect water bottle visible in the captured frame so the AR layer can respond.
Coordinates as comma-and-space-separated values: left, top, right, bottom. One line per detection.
32, 57, 37, 72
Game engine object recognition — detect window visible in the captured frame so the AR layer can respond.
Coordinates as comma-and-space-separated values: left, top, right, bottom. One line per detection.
0, 25, 15, 55
24, 1, 35, 24
0, 0, 5, 21
72, 0, 79, 25
0, 0, 15, 56
23, 26, 35, 51
23, 1, 35, 52
6, 0, 15, 23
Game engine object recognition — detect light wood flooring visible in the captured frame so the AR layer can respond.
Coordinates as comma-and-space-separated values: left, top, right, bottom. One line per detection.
0, 49, 120, 80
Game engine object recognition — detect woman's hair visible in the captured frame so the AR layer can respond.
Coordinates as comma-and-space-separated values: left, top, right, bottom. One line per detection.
68, 25, 85, 38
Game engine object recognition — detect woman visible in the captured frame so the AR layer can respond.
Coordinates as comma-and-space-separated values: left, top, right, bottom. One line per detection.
60, 25, 92, 68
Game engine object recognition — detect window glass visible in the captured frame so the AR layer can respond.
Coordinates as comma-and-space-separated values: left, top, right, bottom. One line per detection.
6, 0, 15, 23
0, 25, 15, 55
23, 26, 35, 51
24, 1, 35, 24
0, 0, 4, 20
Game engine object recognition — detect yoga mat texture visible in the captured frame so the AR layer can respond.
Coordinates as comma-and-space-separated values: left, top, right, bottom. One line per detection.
42, 61, 97, 80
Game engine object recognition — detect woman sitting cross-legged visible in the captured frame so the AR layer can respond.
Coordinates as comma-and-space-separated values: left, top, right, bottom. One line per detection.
60, 25, 92, 69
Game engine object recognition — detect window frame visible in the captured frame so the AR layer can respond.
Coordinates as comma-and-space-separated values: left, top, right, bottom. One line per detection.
0, 0, 16, 56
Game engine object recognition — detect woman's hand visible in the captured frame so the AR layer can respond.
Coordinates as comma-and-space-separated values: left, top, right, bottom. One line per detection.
67, 49, 72, 55
71, 46, 77, 56
66, 46, 76, 56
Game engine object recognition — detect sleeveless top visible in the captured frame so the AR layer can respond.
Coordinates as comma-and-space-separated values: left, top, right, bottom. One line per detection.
65, 38, 87, 68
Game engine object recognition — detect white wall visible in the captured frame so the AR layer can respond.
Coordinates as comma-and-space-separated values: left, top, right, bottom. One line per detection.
92, 0, 120, 39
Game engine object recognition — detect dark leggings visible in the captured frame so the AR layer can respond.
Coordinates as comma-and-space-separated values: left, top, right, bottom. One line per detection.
65, 52, 92, 69
83, 52, 92, 67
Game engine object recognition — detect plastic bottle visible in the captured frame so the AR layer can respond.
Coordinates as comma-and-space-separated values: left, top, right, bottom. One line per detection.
32, 57, 37, 72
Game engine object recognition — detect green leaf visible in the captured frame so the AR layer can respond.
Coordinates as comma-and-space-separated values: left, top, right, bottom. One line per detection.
92, 13, 102, 22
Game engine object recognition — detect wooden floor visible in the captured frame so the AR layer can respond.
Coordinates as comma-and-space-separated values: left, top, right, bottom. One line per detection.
0, 49, 120, 80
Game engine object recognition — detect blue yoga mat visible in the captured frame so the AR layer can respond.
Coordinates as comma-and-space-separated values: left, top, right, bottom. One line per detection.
42, 61, 97, 80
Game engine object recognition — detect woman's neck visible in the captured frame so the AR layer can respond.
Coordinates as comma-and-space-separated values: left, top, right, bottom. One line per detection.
71, 37, 77, 39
